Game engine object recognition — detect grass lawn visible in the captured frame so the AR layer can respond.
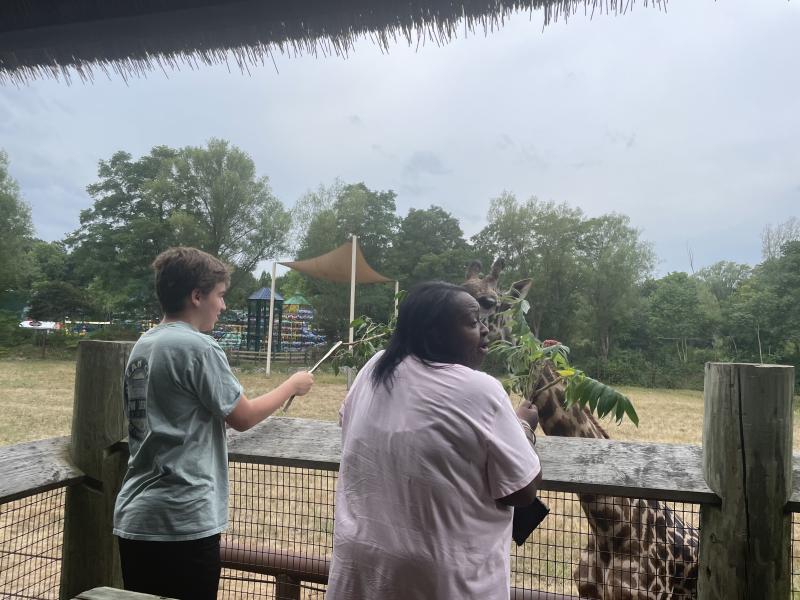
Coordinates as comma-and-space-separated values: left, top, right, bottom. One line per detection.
2, 356, 798, 448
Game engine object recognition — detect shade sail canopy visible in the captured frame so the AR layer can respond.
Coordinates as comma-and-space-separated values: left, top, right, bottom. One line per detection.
0, 1, 650, 84
281, 241, 393, 284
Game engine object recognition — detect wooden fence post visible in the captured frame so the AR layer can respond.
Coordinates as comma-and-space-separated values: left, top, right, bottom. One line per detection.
698, 362, 794, 600
274, 574, 301, 600
60, 340, 134, 600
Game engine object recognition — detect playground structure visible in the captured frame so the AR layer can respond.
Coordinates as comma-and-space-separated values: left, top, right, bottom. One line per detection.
0, 340, 797, 599
245, 287, 284, 353
281, 295, 326, 353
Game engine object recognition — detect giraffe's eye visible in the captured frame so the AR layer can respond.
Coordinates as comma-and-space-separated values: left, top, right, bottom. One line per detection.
478, 296, 496, 310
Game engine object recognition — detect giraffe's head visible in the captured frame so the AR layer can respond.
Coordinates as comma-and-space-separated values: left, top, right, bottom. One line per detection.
461, 258, 532, 343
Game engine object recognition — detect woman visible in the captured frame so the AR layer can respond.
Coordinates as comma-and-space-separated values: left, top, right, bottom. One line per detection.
328, 281, 542, 600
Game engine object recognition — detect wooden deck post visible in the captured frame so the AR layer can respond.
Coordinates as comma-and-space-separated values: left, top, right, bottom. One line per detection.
60, 341, 134, 600
698, 362, 794, 600
274, 574, 301, 600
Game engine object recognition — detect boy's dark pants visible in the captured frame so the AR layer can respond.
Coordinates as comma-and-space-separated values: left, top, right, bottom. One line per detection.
117, 533, 221, 600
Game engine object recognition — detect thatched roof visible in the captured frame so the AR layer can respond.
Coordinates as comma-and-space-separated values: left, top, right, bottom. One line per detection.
0, 0, 661, 85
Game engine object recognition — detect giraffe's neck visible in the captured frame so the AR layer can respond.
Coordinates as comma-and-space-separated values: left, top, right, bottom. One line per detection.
529, 363, 609, 439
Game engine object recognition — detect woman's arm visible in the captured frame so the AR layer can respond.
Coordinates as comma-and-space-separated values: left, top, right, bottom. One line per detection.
498, 401, 542, 506
497, 470, 542, 507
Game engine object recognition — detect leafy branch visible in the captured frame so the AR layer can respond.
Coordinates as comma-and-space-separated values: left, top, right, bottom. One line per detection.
330, 291, 404, 375
327, 290, 638, 426
488, 296, 639, 426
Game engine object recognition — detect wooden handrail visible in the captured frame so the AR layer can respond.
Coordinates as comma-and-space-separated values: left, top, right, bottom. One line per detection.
221, 540, 577, 600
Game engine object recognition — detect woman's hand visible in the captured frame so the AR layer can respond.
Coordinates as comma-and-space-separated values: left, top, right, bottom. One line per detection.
516, 401, 539, 430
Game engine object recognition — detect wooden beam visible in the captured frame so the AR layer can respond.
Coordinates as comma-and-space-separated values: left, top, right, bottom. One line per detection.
226, 416, 718, 503
60, 341, 133, 600
698, 363, 794, 600
0, 436, 84, 504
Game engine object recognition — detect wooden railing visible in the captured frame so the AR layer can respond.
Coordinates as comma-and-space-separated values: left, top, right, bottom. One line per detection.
0, 340, 797, 599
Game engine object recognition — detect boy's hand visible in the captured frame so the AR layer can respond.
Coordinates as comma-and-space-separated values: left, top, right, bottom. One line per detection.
288, 371, 314, 396
516, 401, 539, 430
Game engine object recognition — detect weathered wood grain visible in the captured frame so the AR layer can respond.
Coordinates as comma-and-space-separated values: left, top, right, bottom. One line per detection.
61, 341, 132, 599
699, 363, 794, 600
535, 436, 717, 504
227, 416, 718, 503
0, 436, 84, 503
227, 416, 342, 471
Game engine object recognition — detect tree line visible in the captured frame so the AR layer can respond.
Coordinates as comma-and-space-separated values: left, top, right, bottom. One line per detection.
1, 142, 798, 389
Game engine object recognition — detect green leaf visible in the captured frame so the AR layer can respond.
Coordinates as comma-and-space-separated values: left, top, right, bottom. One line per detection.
624, 400, 640, 427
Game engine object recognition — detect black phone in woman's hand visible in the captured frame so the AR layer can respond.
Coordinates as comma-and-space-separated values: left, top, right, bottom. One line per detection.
512, 497, 550, 546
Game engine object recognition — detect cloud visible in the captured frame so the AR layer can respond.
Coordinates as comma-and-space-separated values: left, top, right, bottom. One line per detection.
0, 0, 798, 275
402, 151, 451, 178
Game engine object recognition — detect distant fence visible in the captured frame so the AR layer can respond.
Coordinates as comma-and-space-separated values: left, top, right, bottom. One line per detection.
0, 341, 797, 599
225, 347, 330, 368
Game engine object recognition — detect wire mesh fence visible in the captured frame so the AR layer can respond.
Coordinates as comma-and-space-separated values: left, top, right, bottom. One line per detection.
221, 462, 335, 599
223, 462, 703, 598
4, 462, 799, 599
0, 487, 66, 600
794, 512, 800, 598
511, 493, 701, 597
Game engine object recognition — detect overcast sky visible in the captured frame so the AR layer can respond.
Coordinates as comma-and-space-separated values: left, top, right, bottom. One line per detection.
1, 0, 798, 278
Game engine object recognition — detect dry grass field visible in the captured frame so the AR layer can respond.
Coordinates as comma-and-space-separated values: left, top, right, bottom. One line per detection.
2, 357, 798, 448
2, 357, 800, 599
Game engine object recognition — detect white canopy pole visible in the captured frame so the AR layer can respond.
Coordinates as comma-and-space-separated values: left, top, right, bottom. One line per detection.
394, 280, 399, 318
266, 261, 277, 376
349, 235, 357, 346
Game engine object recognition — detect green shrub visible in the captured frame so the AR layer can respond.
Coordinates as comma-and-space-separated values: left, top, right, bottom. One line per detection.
0, 310, 34, 347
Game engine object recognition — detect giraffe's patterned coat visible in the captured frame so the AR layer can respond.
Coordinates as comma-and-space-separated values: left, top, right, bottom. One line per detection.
462, 258, 699, 600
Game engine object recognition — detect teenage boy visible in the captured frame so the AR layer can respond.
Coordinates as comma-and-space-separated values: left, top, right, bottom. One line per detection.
113, 247, 314, 600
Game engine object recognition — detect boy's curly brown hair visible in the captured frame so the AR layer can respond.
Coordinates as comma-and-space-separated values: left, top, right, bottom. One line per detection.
152, 247, 231, 315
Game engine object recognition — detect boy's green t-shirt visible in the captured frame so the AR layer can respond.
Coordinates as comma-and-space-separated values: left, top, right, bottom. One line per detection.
113, 321, 243, 541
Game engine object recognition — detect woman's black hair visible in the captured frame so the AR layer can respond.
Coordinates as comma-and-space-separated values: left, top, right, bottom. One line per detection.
371, 281, 471, 389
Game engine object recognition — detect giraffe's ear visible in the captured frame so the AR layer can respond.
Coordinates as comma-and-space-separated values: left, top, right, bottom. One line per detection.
510, 278, 532, 300
466, 260, 482, 280
486, 257, 505, 283
498, 278, 533, 312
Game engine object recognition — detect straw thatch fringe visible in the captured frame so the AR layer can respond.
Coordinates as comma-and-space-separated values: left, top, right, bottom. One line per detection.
0, 0, 666, 85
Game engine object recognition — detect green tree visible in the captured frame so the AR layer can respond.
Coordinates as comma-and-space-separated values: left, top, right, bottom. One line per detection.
472, 194, 585, 340
67, 147, 184, 315
176, 139, 290, 273
294, 183, 398, 340
576, 214, 655, 363
761, 217, 800, 261
694, 261, 751, 303
388, 206, 470, 289
725, 241, 800, 375
28, 281, 97, 321
289, 181, 341, 255
645, 272, 720, 362
25, 240, 69, 288
0, 151, 34, 292
68, 141, 290, 317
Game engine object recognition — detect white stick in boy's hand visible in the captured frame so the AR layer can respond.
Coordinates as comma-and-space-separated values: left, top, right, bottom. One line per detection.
282, 340, 343, 413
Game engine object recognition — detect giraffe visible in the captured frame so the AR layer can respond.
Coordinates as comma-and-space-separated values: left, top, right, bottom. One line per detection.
462, 258, 699, 600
